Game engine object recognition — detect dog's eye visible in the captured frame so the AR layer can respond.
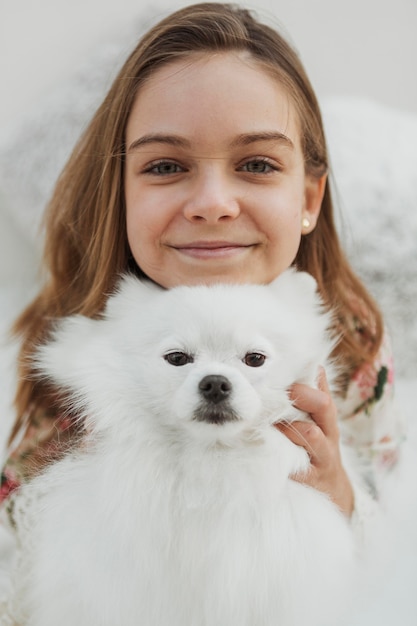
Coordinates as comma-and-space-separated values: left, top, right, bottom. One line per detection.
243, 352, 266, 367
164, 351, 194, 366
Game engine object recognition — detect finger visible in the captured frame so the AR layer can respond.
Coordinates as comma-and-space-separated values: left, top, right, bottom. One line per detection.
289, 384, 335, 436
312, 367, 339, 438
275, 420, 326, 462
289, 374, 338, 440
316, 365, 329, 393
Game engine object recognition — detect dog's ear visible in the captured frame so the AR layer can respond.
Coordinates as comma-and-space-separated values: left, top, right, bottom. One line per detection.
33, 315, 101, 390
103, 274, 163, 322
33, 312, 125, 429
268, 268, 319, 306
32, 275, 161, 390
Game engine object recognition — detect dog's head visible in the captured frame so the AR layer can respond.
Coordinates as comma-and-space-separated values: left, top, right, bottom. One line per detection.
34, 269, 335, 443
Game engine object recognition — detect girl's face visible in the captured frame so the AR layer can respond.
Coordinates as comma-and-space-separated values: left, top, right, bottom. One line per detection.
124, 52, 325, 288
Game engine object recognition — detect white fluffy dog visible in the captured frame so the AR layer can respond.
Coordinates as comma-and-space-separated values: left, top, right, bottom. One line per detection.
5, 269, 356, 626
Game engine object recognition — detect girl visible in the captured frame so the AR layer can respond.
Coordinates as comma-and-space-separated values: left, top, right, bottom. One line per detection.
0, 2, 403, 532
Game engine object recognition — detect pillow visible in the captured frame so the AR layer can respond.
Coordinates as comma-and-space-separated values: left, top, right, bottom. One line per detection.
322, 97, 417, 376
0, 7, 161, 244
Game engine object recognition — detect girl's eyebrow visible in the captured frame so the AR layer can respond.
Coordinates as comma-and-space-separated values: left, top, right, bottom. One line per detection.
127, 131, 294, 153
127, 134, 190, 152
230, 132, 294, 149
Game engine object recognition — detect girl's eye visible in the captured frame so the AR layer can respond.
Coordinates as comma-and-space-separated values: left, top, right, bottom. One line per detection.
243, 352, 266, 367
144, 161, 184, 175
239, 159, 278, 174
164, 351, 194, 366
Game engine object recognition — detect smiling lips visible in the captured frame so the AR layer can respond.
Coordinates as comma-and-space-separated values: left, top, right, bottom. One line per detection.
171, 241, 254, 259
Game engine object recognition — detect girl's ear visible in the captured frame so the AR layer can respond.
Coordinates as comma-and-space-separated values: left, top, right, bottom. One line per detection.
301, 174, 327, 234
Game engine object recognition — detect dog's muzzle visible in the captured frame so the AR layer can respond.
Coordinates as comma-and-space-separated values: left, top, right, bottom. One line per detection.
194, 375, 239, 425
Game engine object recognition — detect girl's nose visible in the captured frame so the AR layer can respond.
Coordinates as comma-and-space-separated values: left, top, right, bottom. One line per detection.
182, 168, 240, 223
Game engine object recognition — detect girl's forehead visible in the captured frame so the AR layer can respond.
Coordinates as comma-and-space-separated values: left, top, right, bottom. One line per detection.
136, 50, 290, 103
126, 51, 301, 149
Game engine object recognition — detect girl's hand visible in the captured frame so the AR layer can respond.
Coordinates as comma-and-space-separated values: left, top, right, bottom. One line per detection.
275, 368, 354, 517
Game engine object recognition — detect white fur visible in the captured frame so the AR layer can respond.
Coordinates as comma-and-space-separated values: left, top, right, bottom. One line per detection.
6, 269, 356, 626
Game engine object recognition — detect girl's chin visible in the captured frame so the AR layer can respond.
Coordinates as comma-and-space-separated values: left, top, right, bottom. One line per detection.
135, 246, 282, 288
150, 266, 272, 288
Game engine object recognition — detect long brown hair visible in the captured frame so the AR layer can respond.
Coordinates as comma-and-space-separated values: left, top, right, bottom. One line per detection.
10, 2, 382, 443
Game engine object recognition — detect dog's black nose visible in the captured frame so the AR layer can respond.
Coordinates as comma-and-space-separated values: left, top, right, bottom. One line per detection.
198, 375, 232, 404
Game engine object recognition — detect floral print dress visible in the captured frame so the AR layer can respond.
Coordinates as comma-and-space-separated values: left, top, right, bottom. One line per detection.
0, 409, 83, 528
337, 333, 404, 496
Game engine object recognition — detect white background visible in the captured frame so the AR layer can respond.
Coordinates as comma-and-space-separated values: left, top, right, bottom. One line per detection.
1, 0, 416, 134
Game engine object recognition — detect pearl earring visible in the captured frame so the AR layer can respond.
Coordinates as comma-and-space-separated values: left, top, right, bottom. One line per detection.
302, 217, 310, 230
